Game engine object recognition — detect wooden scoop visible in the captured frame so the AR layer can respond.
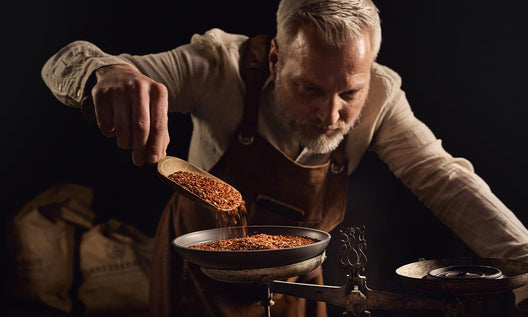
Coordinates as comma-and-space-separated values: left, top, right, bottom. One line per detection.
157, 156, 242, 212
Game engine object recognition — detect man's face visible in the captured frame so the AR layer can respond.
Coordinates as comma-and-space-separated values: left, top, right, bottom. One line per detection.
269, 25, 373, 154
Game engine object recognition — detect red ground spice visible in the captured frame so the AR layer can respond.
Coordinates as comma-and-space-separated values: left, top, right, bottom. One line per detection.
190, 233, 319, 251
168, 171, 247, 229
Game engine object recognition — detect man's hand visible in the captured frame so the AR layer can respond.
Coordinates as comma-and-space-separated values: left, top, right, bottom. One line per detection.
91, 64, 170, 166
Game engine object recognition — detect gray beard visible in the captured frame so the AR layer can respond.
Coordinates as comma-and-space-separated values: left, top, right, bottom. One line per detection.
270, 78, 356, 155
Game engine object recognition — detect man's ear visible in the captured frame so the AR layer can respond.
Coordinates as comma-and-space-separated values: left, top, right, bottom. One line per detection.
269, 38, 279, 79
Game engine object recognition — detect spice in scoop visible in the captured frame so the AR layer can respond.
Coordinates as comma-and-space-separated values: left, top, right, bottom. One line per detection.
168, 171, 242, 211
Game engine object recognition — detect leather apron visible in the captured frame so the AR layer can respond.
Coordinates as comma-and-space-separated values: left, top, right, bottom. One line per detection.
150, 36, 349, 317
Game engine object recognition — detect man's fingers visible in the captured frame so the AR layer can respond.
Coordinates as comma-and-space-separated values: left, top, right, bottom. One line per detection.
92, 87, 115, 138
113, 90, 132, 150
146, 83, 169, 165
131, 82, 150, 166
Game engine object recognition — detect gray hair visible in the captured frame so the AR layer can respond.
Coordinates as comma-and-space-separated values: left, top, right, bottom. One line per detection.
276, 0, 382, 60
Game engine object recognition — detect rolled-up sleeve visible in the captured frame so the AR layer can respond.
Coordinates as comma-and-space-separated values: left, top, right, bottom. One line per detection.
370, 71, 528, 262
41, 40, 135, 108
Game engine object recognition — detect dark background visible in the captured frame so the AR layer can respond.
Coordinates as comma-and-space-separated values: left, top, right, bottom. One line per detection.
2, 0, 527, 315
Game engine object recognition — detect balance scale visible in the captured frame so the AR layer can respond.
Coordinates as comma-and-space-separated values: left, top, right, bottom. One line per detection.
172, 226, 528, 316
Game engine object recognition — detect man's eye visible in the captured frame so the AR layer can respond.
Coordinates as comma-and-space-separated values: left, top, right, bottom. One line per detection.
303, 85, 319, 93
340, 90, 356, 100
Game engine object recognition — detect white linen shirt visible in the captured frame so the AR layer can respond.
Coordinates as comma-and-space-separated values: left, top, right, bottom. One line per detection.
42, 28, 528, 265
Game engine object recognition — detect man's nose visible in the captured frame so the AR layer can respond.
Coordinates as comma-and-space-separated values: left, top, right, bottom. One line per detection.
317, 95, 341, 127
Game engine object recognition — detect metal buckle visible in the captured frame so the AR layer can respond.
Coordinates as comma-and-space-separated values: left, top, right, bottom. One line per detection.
238, 132, 255, 145
330, 161, 344, 174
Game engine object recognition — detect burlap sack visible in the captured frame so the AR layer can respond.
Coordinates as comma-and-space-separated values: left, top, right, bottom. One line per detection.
77, 218, 154, 315
6, 183, 96, 313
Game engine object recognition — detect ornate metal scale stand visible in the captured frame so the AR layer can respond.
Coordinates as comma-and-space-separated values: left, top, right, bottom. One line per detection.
259, 227, 446, 316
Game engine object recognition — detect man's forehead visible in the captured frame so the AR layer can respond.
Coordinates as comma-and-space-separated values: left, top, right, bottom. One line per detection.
285, 25, 373, 63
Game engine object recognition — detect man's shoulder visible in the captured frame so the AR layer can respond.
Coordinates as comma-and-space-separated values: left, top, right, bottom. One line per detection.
371, 62, 402, 87
190, 28, 250, 49
368, 62, 404, 101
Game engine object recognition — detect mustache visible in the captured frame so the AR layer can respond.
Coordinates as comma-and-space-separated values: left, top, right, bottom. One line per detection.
299, 120, 349, 130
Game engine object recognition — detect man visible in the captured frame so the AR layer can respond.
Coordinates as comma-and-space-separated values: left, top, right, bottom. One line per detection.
42, 0, 528, 316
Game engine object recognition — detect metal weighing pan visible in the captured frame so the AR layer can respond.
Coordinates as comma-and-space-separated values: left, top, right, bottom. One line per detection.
201, 251, 327, 283
396, 258, 528, 295
172, 225, 331, 270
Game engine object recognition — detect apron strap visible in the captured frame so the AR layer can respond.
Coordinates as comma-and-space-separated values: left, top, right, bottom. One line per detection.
238, 34, 272, 144
329, 137, 348, 175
